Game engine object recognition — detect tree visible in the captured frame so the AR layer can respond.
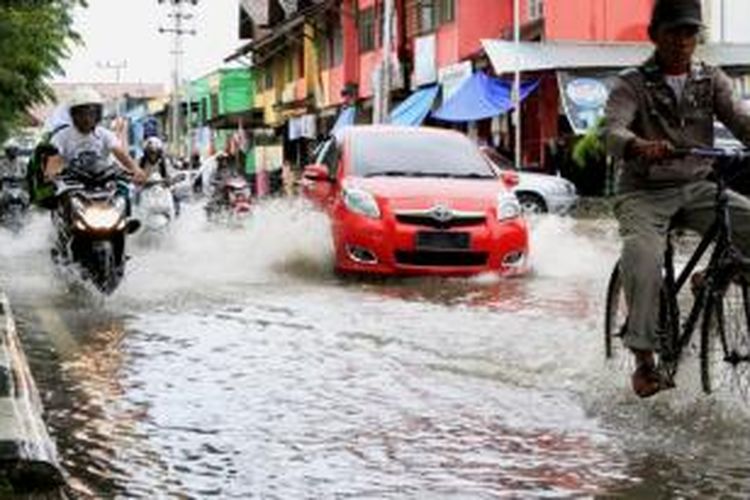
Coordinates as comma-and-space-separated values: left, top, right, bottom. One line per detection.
0, 1, 86, 141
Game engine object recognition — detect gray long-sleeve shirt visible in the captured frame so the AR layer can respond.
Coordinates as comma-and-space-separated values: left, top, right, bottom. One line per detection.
604, 54, 750, 193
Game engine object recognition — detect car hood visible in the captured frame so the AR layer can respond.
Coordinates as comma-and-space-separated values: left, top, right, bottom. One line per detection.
347, 176, 506, 211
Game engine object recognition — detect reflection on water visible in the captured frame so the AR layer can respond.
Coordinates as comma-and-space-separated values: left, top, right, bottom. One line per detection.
2, 204, 750, 497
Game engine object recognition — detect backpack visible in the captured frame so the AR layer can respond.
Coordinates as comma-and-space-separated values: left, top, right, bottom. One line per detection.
27, 124, 68, 208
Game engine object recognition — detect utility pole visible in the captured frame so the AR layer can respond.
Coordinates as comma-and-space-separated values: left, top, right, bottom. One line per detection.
374, 0, 394, 124
513, 0, 522, 170
158, 0, 198, 156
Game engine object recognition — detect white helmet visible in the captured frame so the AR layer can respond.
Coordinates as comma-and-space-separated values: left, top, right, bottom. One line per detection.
68, 86, 104, 110
143, 136, 164, 152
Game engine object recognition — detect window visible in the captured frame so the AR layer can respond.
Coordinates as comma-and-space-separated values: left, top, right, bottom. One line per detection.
438, 0, 454, 24
418, 0, 453, 34
264, 70, 273, 90
418, 0, 436, 33
529, 0, 544, 20
358, 7, 376, 53
333, 24, 344, 66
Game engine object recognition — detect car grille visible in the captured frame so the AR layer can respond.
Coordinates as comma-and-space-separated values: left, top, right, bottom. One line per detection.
395, 210, 486, 229
394, 250, 489, 267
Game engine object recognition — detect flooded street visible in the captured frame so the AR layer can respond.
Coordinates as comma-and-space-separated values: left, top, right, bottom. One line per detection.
2, 200, 750, 498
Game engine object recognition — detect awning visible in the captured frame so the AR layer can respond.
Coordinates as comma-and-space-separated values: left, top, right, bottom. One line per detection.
389, 85, 439, 126
331, 106, 356, 136
558, 70, 619, 134
432, 72, 539, 122
482, 40, 750, 74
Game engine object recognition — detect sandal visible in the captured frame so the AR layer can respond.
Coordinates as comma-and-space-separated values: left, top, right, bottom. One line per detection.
631, 362, 663, 398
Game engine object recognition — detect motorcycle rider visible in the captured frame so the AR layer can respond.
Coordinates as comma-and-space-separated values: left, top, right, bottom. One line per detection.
0, 139, 27, 179
43, 87, 146, 184
140, 136, 171, 179
604, 0, 750, 397
139, 136, 180, 216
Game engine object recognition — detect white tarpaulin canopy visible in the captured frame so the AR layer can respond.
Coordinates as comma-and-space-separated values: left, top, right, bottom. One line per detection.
482, 40, 750, 74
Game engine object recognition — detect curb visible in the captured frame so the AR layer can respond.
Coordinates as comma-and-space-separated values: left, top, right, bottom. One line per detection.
0, 292, 64, 489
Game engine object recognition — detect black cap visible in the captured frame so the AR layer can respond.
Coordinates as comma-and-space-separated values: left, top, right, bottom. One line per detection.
649, 0, 703, 35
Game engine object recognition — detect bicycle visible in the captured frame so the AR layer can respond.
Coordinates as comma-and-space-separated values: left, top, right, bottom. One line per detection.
604, 148, 750, 399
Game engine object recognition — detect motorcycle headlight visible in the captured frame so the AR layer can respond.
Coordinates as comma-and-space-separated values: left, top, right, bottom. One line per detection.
79, 199, 126, 230
497, 192, 521, 221
343, 185, 380, 219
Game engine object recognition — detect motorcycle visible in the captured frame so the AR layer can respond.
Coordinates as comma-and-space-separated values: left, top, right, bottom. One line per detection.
205, 173, 252, 223
52, 160, 139, 294
0, 176, 30, 233
135, 171, 177, 236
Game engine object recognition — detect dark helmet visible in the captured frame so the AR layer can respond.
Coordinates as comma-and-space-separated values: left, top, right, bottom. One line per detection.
649, 0, 703, 39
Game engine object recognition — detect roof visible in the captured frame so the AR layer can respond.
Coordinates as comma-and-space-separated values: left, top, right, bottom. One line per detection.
481, 40, 750, 74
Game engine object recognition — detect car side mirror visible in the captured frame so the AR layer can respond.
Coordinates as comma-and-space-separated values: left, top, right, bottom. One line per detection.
500, 170, 519, 188
303, 163, 332, 182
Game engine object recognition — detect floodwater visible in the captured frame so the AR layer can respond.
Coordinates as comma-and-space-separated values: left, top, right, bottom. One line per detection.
1, 200, 750, 499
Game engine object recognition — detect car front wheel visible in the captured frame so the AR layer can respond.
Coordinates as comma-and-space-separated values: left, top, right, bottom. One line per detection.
516, 192, 547, 215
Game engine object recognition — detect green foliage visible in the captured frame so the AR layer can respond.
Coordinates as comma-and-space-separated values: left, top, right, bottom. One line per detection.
0, 1, 86, 141
572, 117, 606, 169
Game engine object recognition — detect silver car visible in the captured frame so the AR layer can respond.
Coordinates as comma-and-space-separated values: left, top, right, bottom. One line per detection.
481, 147, 578, 215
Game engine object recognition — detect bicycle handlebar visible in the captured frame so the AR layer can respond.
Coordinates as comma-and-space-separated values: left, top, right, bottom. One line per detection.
672, 147, 750, 160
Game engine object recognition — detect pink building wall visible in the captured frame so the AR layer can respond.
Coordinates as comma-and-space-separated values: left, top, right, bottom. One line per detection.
456, 0, 513, 61
543, 0, 652, 42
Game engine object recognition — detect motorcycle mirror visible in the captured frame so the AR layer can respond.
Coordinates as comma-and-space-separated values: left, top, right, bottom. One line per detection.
125, 219, 141, 234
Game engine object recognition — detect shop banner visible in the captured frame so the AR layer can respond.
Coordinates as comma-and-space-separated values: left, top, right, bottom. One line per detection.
557, 70, 618, 134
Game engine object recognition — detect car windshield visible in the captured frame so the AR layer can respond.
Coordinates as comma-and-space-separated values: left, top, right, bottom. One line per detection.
350, 130, 496, 179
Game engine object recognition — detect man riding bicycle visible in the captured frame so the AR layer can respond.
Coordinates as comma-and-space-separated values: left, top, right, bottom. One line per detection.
604, 0, 750, 398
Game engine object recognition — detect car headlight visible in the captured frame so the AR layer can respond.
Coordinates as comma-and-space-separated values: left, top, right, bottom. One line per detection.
497, 192, 521, 221
343, 185, 380, 219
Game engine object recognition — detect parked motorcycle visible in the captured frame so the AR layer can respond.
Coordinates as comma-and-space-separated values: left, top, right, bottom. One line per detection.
204, 174, 252, 223
52, 160, 139, 294
0, 176, 30, 233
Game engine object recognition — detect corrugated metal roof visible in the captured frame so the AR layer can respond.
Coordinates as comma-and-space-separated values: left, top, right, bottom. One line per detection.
482, 40, 750, 74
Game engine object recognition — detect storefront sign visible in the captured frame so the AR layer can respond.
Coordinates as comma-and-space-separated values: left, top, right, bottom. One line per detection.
558, 71, 617, 134
414, 35, 437, 86
438, 61, 473, 102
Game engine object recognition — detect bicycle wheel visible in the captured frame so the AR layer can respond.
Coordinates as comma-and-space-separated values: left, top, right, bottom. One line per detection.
604, 263, 632, 369
700, 272, 750, 400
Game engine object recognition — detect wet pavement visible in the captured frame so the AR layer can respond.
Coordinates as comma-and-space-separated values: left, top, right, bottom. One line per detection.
1, 199, 750, 498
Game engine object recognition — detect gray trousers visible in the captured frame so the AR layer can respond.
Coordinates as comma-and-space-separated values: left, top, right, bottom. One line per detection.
613, 181, 750, 351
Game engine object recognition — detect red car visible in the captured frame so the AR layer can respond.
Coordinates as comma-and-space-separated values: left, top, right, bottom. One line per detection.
302, 126, 529, 276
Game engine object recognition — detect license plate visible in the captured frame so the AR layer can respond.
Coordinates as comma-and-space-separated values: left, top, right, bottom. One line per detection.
415, 231, 470, 250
